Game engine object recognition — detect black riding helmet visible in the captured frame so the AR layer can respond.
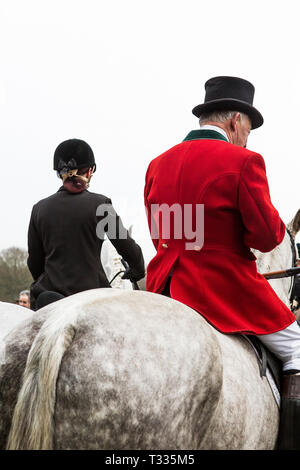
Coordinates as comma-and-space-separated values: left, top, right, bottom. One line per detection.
53, 139, 96, 176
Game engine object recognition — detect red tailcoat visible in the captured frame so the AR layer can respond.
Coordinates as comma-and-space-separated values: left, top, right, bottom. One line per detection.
144, 129, 295, 335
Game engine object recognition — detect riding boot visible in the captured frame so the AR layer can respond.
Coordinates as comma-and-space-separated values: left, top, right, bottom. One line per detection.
277, 374, 300, 449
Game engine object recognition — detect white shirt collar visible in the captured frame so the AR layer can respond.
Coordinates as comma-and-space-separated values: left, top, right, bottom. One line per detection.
199, 124, 229, 142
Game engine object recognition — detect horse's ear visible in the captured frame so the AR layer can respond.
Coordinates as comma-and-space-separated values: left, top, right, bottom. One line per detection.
288, 209, 300, 237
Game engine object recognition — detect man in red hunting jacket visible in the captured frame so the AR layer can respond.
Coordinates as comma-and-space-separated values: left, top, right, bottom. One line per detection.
144, 76, 300, 449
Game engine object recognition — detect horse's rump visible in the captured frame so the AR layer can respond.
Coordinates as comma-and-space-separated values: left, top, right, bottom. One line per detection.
0, 288, 279, 450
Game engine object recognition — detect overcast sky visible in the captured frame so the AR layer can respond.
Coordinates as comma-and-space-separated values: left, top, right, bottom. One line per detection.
0, 0, 299, 263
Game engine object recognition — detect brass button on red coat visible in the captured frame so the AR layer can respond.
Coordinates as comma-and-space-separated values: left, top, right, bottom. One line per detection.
162, 243, 168, 248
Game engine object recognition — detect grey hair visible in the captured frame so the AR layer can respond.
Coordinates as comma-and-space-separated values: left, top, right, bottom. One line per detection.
19, 290, 30, 297
199, 110, 247, 125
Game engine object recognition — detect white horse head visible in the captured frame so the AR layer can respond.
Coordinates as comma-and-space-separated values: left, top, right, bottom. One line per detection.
101, 227, 147, 290
101, 237, 132, 289
254, 209, 300, 307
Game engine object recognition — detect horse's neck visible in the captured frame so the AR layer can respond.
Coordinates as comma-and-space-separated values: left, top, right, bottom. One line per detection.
101, 239, 132, 289
254, 231, 293, 273
253, 231, 295, 308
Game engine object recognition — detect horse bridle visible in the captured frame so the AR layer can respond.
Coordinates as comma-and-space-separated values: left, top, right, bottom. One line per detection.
286, 227, 298, 310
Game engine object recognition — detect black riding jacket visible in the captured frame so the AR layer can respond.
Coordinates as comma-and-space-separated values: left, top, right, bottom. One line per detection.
27, 187, 145, 301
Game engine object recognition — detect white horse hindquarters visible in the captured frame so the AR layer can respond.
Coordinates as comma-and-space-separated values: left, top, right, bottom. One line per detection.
5, 289, 224, 450
0, 302, 33, 342
200, 331, 279, 450
0, 302, 33, 367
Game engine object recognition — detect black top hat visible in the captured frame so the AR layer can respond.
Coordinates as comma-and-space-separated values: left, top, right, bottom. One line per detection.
192, 76, 263, 129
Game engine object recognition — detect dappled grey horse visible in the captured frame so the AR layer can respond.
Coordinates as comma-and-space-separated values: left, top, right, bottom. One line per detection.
0, 302, 33, 344
0, 210, 299, 450
0, 302, 33, 368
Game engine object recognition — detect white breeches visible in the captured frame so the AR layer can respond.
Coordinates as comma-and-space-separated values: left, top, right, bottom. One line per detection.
257, 321, 300, 372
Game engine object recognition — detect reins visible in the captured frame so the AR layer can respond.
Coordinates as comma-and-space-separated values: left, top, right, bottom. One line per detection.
263, 267, 300, 280
262, 228, 298, 311
108, 259, 140, 290
109, 270, 126, 285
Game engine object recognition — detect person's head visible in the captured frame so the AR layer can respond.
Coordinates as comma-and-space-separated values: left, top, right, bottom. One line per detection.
53, 139, 96, 193
35, 291, 64, 310
199, 110, 252, 148
18, 290, 31, 309
192, 76, 263, 148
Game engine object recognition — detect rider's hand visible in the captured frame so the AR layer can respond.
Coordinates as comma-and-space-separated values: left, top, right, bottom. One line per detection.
121, 266, 145, 283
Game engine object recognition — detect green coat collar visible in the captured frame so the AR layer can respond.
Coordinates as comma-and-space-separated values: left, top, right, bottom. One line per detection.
183, 129, 228, 143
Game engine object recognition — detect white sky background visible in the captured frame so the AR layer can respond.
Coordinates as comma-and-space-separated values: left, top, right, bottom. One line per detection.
0, 0, 299, 263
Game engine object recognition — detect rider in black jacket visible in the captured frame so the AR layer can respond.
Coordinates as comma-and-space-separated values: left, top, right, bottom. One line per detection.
27, 138, 145, 309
